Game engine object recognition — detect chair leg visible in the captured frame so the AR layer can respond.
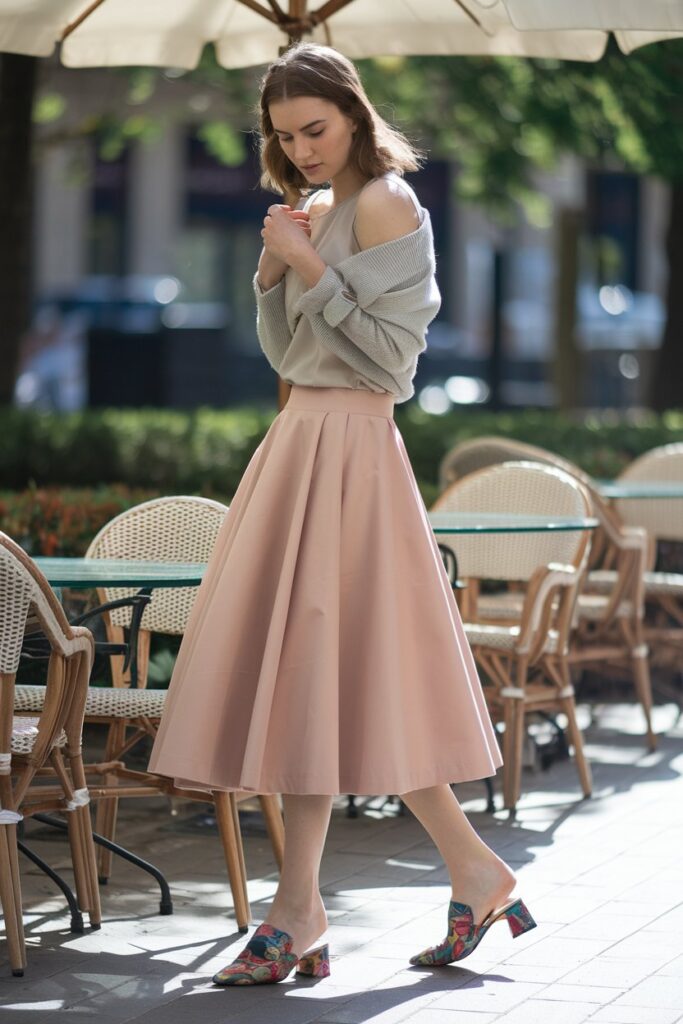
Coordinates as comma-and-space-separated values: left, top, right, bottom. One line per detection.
560, 696, 593, 798
632, 648, 657, 752
67, 809, 90, 912
502, 697, 517, 811
0, 825, 26, 976
511, 699, 527, 809
258, 794, 285, 871
213, 791, 251, 932
230, 794, 250, 922
81, 806, 102, 927
70, 806, 102, 928
94, 720, 126, 882
7, 823, 24, 946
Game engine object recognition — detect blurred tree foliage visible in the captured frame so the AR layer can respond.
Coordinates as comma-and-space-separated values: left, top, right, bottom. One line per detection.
360, 43, 683, 223
359, 43, 683, 408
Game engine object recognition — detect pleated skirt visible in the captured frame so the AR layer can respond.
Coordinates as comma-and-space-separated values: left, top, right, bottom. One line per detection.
148, 385, 502, 795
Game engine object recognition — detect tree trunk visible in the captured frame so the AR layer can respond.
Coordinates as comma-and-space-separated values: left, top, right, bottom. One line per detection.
553, 207, 582, 410
652, 180, 683, 411
0, 54, 37, 405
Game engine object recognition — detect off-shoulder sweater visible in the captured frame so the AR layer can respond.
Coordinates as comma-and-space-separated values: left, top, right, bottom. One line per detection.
253, 211, 441, 403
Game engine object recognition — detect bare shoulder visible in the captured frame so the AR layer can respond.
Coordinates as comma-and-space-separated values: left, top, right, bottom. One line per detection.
354, 177, 420, 250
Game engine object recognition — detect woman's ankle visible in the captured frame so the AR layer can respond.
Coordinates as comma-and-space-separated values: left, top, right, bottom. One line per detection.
448, 855, 516, 902
268, 890, 326, 923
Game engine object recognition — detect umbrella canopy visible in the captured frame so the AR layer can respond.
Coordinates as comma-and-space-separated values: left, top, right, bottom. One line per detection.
504, 0, 683, 55
1, 0, 682, 70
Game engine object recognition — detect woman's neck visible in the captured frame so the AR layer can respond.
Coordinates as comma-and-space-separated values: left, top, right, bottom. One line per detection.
329, 166, 372, 205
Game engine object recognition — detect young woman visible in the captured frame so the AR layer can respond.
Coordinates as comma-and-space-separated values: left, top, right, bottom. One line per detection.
149, 42, 535, 987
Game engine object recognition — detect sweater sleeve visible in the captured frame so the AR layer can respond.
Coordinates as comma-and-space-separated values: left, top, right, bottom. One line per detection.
294, 263, 441, 382
252, 273, 292, 372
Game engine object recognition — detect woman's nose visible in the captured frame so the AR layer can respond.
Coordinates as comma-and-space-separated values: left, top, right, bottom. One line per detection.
293, 136, 313, 160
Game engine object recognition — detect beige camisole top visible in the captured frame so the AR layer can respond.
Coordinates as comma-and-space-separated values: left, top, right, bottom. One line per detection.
279, 172, 422, 392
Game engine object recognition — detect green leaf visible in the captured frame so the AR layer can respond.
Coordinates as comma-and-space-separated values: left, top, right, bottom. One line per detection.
33, 92, 67, 125
196, 121, 246, 166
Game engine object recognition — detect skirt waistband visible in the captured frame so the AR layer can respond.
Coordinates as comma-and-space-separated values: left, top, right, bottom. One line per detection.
285, 386, 395, 418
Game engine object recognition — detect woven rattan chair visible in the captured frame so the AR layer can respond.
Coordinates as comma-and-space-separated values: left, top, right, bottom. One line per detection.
13, 497, 284, 933
439, 437, 656, 750
0, 532, 100, 976
589, 443, 683, 670
431, 463, 594, 812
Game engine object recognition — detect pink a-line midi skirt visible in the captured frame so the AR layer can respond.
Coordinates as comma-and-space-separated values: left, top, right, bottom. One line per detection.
148, 385, 502, 795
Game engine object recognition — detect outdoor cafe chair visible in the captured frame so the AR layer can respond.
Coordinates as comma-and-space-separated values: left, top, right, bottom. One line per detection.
431, 462, 594, 812
439, 437, 656, 750
0, 532, 100, 976
13, 496, 285, 933
588, 443, 683, 673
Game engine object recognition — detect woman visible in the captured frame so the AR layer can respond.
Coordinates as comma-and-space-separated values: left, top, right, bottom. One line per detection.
149, 42, 535, 986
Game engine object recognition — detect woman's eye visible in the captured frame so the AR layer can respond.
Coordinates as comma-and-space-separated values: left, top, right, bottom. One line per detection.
309, 130, 323, 138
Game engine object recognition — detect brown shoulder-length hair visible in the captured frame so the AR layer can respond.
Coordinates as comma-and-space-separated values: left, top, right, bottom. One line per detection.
258, 42, 423, 200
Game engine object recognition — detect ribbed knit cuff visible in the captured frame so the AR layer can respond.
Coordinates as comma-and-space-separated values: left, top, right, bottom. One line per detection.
295, 266, 357, 327
253, 273, 285, 298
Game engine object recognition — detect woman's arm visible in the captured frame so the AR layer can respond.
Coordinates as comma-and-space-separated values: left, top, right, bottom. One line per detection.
253, 205, 312, 370
256, 248, 288, 291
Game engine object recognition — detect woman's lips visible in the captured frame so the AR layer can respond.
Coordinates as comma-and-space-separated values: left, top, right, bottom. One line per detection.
302, 163, 321, 172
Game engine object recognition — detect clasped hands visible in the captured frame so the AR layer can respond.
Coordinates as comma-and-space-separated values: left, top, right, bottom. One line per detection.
261, 204, 313, 266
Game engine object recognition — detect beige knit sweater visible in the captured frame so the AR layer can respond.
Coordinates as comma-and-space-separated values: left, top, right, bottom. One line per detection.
253, 212, 441, 402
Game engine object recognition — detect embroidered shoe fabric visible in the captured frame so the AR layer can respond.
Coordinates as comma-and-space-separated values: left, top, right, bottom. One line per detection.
409, 901, 479, 966
409, 898, 537, 966
212, 924, 298, 986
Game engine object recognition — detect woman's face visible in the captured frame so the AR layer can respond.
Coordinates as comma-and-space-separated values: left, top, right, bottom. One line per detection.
269, 95, 357, 185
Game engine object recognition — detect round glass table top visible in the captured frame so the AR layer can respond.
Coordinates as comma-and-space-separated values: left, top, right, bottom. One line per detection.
33, 558, 206, 589
428, 512, 598, 534
597, 481, 683, 500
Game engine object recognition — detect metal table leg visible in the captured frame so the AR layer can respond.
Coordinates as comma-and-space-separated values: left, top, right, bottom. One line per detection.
33, 814, 173, 916
17, 839, 85, 933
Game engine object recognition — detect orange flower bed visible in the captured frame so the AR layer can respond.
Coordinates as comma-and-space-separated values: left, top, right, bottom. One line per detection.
0, 485, 162, 557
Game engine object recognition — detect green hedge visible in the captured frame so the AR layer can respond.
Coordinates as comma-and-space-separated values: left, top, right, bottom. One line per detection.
2, 405, 683, 522
395, 406, 683, 505
0, 407, 275, 496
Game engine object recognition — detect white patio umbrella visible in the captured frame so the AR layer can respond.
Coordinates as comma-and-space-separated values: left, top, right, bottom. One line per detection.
1, 0, 682, 70
504, 0, 683, 55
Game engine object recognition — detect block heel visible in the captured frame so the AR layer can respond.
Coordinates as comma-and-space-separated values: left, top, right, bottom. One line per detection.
503, 897, 537, 938
296, 943, 331, 978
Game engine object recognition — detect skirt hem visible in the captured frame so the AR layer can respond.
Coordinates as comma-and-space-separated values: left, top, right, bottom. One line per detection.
163, 756, 503, 798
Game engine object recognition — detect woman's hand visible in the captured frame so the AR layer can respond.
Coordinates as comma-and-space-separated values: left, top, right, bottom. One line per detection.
261, 204, 313, 264
258, 204, 325, 291
257, 206, 311, 290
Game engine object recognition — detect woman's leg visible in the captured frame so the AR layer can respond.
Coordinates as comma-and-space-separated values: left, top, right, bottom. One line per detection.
400, 784, 515, 925
264, 794, 333, 956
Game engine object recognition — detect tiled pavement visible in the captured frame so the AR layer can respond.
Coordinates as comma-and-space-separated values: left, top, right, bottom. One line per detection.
2, 698, 683, 1024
